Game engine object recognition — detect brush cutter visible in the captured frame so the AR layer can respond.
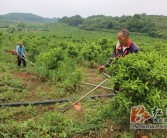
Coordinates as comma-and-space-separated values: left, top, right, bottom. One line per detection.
16, 53, 34, 66
61, 72, 110, 114
22, 57, 34, 66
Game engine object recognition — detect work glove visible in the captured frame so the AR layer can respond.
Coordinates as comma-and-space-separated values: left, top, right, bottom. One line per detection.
98, 66, 105, 73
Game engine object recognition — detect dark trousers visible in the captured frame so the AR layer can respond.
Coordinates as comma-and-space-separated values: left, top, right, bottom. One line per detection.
17, 56, 26, 67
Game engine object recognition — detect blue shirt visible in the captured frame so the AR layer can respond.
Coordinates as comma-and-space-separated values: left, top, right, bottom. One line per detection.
16, 45, 26, 57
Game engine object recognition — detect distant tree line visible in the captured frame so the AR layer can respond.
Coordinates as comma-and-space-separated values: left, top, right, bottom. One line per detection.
59, 14, 167, 38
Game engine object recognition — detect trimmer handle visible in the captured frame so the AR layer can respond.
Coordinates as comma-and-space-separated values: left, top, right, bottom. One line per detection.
102, 72, 110, 78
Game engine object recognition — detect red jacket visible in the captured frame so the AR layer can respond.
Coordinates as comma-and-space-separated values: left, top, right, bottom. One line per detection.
104, 40, 139, 67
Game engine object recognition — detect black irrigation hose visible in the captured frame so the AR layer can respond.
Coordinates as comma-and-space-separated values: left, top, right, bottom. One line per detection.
0, 94, 115, 107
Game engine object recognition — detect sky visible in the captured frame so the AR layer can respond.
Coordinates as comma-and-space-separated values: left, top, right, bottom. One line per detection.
0, 0, 167, 18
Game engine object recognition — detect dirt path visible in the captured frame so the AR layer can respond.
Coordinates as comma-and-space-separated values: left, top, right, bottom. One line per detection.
11, 67, 112, 102
83, 68, 104, 84
13, 72, 50, 93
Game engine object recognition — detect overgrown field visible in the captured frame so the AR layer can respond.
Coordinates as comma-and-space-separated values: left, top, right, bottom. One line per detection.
0, 24, 167, 137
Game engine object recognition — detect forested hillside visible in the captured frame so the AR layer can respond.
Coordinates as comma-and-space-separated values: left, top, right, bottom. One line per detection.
1, 13, 167, 39
59, 14, 167, 39
0, 13, 58, 31
0, 13, 58, 23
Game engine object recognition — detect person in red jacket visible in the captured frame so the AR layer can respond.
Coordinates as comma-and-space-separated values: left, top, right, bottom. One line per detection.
99, 29, 139, 72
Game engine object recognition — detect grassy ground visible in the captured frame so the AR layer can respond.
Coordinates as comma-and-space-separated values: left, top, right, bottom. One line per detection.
0, 24, 167, 137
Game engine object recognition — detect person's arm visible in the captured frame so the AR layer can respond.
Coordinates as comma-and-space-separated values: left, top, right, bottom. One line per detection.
98, 42, 120, 73
22, 46, 27, 57
98, 48, 116, 73
134, 47, 139, 53
16, 46, 21, 57
131, 43, 139, 53
104, 48, 116, 67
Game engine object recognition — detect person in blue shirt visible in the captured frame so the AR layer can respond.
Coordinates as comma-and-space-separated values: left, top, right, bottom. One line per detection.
16, 41, 27, 67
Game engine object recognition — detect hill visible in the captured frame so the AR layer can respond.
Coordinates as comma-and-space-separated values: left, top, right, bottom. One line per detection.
0, 13, 58, 23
